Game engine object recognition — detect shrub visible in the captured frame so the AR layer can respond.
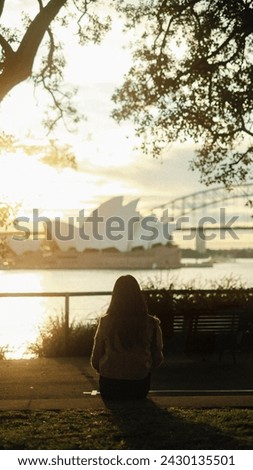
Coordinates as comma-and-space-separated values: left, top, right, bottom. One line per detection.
141, 275, 253, 350
28, 314, 98, 358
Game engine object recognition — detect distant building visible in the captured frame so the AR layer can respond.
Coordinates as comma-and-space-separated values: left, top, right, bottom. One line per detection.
1, 197, 181, 269
49, 196, 175, 253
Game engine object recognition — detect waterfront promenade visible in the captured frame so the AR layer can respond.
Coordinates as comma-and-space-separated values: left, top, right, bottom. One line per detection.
0, 353, 253, 410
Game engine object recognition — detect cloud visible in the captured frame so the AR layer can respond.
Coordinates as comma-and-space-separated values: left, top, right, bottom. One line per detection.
77, 141, 206, 211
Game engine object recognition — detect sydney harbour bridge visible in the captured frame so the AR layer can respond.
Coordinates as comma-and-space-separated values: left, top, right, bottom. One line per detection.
60, 183, 253, 252
151, 183, 253, 252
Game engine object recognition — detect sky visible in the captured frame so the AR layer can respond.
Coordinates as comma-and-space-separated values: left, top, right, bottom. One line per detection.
0, 1, 252, 249
0, 1, 204, 211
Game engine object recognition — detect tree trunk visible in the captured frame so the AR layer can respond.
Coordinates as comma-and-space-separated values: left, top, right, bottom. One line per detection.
0, 0, 67, 101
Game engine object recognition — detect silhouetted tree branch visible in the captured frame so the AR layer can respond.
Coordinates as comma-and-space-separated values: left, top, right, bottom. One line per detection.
0, 133, 78, 170
0, 0, 68, 101
0, 0, 111, 131
113, 0, 253, 187
0, 0, 4, 18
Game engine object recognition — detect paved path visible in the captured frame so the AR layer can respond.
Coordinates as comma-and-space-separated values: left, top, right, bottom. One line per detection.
0, 394, 253, 411
0, 353, 252, 410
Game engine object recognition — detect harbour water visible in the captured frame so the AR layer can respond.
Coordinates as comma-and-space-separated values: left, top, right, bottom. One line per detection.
0, 259, 252, 358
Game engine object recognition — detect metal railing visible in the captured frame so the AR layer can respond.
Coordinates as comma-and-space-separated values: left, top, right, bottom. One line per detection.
1, 289, 252, 354
0, 291, 113, 354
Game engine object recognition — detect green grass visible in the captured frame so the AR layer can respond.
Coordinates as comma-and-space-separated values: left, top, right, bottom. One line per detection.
0, 406, 252, 450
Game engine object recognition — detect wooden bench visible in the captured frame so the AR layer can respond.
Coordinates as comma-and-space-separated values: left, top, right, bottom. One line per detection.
171, 309, 240, 363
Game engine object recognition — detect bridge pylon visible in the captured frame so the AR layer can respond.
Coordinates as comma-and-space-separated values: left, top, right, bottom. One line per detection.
195, 228, 206, 254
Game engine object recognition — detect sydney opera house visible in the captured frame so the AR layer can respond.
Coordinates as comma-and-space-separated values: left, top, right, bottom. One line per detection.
3, 197, 181, 269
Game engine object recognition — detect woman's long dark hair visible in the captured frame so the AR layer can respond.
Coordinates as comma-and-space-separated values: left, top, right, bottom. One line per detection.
106, 275, 149, 349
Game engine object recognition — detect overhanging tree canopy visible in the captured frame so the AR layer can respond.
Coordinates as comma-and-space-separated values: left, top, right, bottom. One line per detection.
0, 0, 111, 131
1, 1, 253, 189
113, 0, 253, 188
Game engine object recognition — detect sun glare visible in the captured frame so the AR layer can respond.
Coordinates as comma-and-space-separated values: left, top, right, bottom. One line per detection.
169, 38, 188, 60
0, 151, 96, 212
0, 272, 47, 359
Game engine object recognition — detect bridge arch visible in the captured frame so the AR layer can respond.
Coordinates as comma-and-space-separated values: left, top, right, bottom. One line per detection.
152, 183, 253, 218
151, 184, 253, 253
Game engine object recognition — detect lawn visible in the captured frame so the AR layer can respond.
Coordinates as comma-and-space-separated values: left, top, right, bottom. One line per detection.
0, 405, 252, 450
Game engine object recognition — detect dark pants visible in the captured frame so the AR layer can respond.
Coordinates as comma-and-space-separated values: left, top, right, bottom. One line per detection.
99, 374, 150, 401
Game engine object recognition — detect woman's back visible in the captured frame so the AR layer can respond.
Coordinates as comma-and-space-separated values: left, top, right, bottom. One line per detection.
90, 274, 164, 399
91, 313, 163, 380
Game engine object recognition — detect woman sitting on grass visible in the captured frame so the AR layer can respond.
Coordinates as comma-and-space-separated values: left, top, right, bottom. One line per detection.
91, 274, 164, 400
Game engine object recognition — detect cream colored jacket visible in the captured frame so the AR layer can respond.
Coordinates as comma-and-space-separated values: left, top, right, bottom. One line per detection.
91, 314, 164, 380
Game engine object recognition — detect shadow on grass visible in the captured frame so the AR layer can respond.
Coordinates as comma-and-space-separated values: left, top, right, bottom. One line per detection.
102, 398, 251, 450
0, 403, 252, 450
